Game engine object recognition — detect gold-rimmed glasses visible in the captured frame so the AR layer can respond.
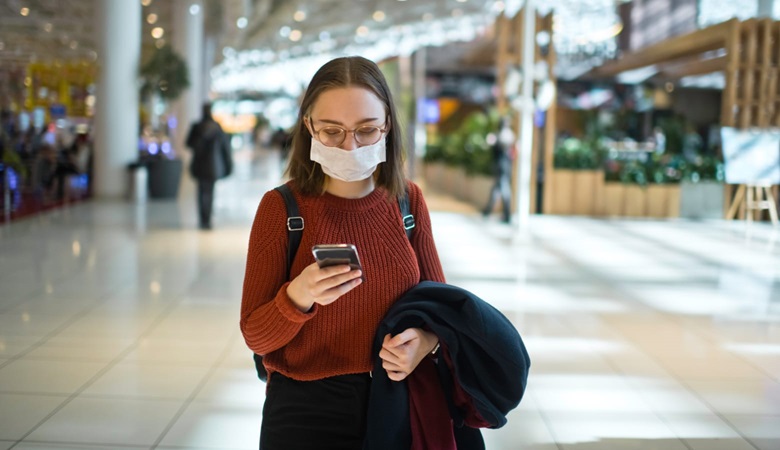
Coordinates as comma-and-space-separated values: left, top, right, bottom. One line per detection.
308, 117, 389, 147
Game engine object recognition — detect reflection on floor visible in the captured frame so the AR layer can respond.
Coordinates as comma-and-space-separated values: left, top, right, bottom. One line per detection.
0, 148, 778, 450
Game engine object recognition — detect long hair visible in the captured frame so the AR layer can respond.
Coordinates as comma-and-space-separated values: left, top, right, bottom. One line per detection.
285, 56, 406, 198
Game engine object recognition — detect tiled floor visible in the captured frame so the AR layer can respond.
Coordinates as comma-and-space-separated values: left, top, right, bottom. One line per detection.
1, 148, 779, 450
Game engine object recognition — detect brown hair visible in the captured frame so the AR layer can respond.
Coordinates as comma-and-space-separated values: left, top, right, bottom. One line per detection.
285, 56, 406, 198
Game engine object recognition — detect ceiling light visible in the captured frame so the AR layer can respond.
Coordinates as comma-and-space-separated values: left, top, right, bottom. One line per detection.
20, 7, 30, 16
44, 23, 52, 32
289, 29, 302, 41
456, 0, 468, 2
319, 31, 330, 41
237, 17, 248, 29
141, 0, 152, 6
151, 27, 164, 39
189, 4, 200, 15
147, 13, 158, 24
356, 26, 370, 36
373, 11, 386, 22
294, 10, 306, 22
280, 26, 291, 37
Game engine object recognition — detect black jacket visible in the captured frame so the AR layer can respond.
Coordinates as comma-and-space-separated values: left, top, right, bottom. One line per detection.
364, 281, 531, 449
186, 119, 232, 180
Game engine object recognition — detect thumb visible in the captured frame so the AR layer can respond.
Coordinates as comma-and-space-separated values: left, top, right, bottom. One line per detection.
389, 329, 417, 347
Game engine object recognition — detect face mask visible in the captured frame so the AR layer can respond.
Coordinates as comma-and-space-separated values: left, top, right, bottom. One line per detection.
310, 138, 386, 182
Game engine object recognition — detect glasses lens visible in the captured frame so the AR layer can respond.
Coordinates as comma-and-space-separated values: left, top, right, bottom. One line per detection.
319, 127, 346, 147
355, 126, 382, 145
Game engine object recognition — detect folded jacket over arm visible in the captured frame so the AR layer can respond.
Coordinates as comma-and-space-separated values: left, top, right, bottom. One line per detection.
365, 281, 531, 450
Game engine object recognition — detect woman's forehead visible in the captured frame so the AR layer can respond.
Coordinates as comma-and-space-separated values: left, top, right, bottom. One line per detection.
310, 87, 386, 121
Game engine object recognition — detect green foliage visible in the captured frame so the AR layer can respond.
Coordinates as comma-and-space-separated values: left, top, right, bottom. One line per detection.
425, 109, 500, 176
140, 45, 190, 101
553, 137, 606, 170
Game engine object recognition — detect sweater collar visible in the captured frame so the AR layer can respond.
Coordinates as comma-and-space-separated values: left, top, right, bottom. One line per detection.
319, 186, 387, 212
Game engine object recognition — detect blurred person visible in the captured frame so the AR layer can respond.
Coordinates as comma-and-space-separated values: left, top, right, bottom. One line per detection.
482, 117, 514, 223
185, 103, 233, 230
240, 56, 445, 449
32, 143, 57, 201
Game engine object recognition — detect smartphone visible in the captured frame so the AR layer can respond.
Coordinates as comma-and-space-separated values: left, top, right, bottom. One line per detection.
311, 244, 365, 282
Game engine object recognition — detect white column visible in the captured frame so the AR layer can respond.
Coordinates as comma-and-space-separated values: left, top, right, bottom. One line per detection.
515, 2, 536, 231
172, 0, 204, 157
93, 0, 141, 198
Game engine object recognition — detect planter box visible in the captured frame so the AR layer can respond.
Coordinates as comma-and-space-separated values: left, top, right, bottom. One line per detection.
573, 170, 605, 216
423, 162, 447, 194
147, 158, 182, 199
550, 169, 575, 215
623, 185, 647, 217
679, 181, 724, 219
603, 182, 625, 216
468, 174, 494, 209
646, 184, 681, 218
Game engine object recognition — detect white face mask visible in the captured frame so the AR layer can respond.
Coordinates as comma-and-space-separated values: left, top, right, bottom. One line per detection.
310, 138, 386, 182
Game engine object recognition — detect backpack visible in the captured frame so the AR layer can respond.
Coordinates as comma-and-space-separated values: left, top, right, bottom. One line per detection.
253, 183, 416, 381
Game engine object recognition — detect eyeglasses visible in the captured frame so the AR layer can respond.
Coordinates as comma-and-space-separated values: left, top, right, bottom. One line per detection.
308, 117, 389, 147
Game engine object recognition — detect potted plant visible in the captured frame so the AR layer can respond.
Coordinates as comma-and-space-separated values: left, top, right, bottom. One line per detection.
139, 44, 190, 199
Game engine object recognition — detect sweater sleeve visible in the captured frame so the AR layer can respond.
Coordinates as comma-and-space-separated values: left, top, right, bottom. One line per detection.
240, 188, 318, 356
407, 181, 446, 283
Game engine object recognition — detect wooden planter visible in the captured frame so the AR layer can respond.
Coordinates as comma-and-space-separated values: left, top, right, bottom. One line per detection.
549, 169, 605, 216
603, 182, 625, 216
467, 174, 494, 209
646, 184, 681, 218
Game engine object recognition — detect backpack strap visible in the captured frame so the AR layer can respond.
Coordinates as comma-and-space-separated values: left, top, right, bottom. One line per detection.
398, 187, 415, 240
274, 184, 304, 281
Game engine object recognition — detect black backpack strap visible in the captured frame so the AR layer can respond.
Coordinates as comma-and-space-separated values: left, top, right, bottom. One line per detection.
398, 187, 415, 241
275, 184, 304, 280
255, 184, 303, 383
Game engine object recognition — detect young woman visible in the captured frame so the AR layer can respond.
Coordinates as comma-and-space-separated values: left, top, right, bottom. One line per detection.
240, 56, 446, 449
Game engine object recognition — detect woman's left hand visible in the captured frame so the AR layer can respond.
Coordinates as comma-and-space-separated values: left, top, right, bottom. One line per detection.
379, 328, 439, 382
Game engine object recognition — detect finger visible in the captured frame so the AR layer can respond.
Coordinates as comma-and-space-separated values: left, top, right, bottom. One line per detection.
388, 329, 418, 347
387, 370, 408, 382
320, 270, 362, 291
313, 264, 352, 282
314, 277, 362, 306
379, 348, 401, 364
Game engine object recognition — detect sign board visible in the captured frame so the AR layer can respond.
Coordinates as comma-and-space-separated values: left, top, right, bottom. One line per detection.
721, 127, 780, 185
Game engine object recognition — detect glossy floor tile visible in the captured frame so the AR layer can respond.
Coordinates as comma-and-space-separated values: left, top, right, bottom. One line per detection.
1, 148, 778, 449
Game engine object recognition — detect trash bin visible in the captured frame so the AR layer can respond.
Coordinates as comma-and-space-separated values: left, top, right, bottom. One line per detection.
127, 162, 148, 203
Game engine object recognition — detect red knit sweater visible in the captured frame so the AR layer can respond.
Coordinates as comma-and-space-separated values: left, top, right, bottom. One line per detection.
240, 181, 445, 381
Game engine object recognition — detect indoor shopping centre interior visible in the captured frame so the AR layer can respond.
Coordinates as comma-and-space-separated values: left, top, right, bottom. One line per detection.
1, 1, 779, 449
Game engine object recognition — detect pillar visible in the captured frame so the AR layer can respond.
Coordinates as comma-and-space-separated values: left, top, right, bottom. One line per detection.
172, 0, 204, 157
515, 2, 536, 231
93, 0, 141, 198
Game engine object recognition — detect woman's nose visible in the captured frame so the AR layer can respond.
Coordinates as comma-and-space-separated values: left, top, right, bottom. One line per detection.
341, 132, 359, 150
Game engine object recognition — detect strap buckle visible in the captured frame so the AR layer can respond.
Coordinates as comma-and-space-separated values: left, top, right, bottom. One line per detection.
402, 214, 415, 230
287, 217, 304, 231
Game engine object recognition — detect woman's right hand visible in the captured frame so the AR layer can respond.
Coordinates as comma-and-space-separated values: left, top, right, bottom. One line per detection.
286, 262, 363, 312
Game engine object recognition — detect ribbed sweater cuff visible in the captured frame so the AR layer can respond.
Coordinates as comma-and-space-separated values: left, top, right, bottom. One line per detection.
275, 282, 318, 322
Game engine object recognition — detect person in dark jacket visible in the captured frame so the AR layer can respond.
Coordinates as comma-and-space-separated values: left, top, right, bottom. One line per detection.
186, 103, 233, 230
482, 117, 515, 223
